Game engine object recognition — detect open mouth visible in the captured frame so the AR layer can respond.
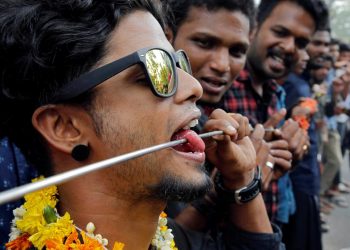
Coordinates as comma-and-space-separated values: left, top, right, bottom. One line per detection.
170, 119, 205, 162
200, 77, 228, 94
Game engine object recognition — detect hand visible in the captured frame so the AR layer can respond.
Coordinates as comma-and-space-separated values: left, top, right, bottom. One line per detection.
263, 109, 286, 141
268, 139, 292, 179
280, 119, 310, 160
203, 109, 256, 189
249, 124, 274, 190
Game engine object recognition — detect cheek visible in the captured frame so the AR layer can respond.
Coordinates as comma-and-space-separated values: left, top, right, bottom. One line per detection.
230, 60, 245, 80
189, 55, 208, 78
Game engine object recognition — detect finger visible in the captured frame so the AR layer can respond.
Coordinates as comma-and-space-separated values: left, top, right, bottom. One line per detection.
274, 157, 292, 172
281, 119, 299, 138
229, 113, 250, 140
268, 139, 289, 150
290, 130, 307, 157
270, 149, 293, 161
250, 124, 265, 141
263, 108, 286, 128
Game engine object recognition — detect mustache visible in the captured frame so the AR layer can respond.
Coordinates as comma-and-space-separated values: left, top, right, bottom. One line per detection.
267, 47, 295, 68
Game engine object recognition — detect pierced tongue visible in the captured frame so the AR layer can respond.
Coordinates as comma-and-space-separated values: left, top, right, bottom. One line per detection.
171, 130, 205, 153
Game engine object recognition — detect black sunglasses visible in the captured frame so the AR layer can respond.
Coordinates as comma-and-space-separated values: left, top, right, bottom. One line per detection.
52, 47, 192, 102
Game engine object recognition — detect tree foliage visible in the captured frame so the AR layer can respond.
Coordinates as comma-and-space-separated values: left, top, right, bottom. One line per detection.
325, 0, 350, 43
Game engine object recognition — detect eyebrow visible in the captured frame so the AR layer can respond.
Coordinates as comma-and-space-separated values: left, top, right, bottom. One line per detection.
193, 31, 249, 47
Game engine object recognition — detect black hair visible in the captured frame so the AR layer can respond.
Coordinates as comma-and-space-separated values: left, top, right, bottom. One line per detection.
163, 0, 256, 36
0, 0, 164, 175
339, 42, 350, 53
257, 0, 329, 31
330, 38, 340, 46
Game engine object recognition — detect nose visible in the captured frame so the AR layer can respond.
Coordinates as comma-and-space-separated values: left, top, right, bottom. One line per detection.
319, 45, 329, 56
209, 48, 230, 74
174, 68, 203, 103
282, 37, 296, 54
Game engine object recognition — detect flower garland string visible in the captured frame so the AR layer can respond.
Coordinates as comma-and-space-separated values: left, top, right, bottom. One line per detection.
6, 177, 177, 250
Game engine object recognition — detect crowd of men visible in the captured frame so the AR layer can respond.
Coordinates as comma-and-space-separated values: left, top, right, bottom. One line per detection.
0, 0, 350, 249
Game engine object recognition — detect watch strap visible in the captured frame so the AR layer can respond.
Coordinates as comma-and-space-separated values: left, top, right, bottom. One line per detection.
214, 166, 262, 205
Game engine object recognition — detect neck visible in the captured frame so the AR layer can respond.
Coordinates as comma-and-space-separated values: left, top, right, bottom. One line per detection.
57, 174, 165, 250
246, 61, 266, 96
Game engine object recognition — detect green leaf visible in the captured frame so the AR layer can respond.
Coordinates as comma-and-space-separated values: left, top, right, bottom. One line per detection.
43, 205, 57, 224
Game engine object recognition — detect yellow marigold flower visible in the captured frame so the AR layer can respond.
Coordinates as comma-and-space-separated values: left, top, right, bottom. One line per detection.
16, 208, 46, 235
171, 239, 178, 249
5, 233, 33, 250
24, 177, 57, 210
29, 213, 74, 250
113, 241, 125, 250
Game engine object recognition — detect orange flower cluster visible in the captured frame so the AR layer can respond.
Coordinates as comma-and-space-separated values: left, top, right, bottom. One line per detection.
293, 116, 310, 130
46, 228, 104, 250
299, 98, 318, 115
5, 234, 32, 250
292, 98, 318, 131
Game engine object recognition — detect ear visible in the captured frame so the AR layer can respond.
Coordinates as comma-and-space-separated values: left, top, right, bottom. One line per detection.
32, 104, 92, 155
164, 25, 175, 44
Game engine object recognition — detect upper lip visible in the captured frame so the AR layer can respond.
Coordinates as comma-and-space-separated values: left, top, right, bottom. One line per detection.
201, 76, 229, 86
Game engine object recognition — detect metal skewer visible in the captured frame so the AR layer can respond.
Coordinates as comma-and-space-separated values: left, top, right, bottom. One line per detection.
0, 130, 223, 205
0, 127, 276, 205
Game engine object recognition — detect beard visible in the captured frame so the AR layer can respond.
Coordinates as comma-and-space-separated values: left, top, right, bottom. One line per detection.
147, 164, 213, 202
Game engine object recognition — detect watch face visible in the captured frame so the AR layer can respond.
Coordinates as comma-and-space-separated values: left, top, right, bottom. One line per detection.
214, 167, 262, 204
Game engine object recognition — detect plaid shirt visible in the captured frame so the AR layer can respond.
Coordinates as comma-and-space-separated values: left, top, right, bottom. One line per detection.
204, 69, 285, 221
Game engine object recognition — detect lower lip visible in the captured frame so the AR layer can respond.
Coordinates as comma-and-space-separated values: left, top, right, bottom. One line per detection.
268, 56, 286, 72
172, 149, 206, 163
200, 79, 227, 95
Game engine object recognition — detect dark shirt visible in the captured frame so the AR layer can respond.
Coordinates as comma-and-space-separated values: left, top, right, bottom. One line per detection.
169, 218, 285, 250
282, 73, 320, 196
0, 137, 38, 249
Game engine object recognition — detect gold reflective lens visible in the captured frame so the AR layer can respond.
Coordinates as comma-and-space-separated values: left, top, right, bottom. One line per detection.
145, 49, 175, 95
177, 51, 192, 74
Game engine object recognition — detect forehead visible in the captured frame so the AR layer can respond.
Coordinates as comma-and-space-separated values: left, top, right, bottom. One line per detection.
312, 31, 331, 43
178, 7, 250, 42
260, 1, 315, 38
100, 10, 173, 65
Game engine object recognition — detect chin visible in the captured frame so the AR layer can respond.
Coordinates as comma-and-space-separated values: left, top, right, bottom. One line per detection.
147, 167, 212, 202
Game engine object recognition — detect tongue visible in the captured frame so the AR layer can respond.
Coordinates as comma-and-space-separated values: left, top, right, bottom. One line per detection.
171, 130, 205, 153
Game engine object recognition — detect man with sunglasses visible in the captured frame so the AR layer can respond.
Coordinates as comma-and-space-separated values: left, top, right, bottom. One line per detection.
0, 0, 284, 249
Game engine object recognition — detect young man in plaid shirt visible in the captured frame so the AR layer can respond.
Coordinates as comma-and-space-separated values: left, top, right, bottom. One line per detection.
221, 0, 328, 228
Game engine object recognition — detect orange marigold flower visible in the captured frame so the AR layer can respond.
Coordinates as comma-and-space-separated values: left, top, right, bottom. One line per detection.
45, 239, 68, 250
68, 230, 104, 250
293, 115, 310, 130
299, 98, 318, 114
5, 233, 32, 250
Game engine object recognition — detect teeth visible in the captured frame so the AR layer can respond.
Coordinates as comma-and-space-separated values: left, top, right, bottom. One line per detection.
189, 119, 198, 128
272, 55, 284, 64
182, 119, 199, 130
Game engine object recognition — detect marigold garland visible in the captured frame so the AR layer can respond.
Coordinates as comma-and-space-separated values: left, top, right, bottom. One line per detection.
292, 98, 318, 131
6, 177, 177, 250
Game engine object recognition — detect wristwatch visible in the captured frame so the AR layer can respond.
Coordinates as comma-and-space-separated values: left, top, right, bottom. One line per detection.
214, 166, 262, 205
